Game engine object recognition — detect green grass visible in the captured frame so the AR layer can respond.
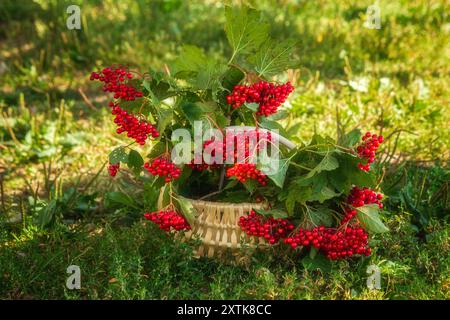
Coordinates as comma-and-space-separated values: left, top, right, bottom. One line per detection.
0, 0, 449, 299
1, 217, 448, 299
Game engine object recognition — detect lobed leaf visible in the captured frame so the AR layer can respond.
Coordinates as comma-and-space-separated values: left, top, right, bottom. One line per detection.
305, 152, 339, 179
254, 208, 288, 219
248, 39, 298, 78
224, 5, 270, 62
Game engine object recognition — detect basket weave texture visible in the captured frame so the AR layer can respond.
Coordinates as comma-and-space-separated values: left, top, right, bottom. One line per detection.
158, 197, 266, 258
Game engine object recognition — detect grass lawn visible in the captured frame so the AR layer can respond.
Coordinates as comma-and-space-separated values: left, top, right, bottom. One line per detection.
0, 0, 448, 299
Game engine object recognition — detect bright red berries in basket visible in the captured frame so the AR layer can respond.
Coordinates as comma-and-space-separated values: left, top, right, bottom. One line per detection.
91, 5, 389, 263
226, 163, 268, 186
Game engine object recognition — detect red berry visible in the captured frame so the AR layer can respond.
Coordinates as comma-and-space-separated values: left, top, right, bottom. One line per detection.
356, 132, 383, 171
226, 81, 294, 116
238, 210, 294, 244
90, 66, 143, 102
188, 130, 272, 172
143, 210, 190, 231
144, 157, 181, 183
110, 103, 159, 145
341, 186, 383, 224
226, 163, 267, 186
108, 162, 120, 177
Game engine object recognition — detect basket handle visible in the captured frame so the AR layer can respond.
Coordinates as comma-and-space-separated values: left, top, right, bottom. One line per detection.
225, 126, 296, 150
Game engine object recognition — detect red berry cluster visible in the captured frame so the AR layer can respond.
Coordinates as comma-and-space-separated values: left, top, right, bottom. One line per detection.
321, 227, 371, 260
188, 130, 272, 172
226, 81, 294, 116
187, 139, 223, 171
226, 163, 267, 186
90, 66, 143, 101
144, 210, 191, 231
108, 163, 120, 177
341, 186, 383, 224
110, 103, 159, 145
225, 130, 272, 163
238, 207, 372, 260
347, 186, 383, 208
239, 210, 295, 244
90, 66, 160, 146
284, 226, 371, 260
357, 132, 384, 171
144, 157, 181, 183
284, 227, 324, 249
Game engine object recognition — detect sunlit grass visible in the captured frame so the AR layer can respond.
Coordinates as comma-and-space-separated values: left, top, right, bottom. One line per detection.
0, 0, 448, 299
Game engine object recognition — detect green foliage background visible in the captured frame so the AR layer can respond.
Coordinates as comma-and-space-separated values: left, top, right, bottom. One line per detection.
0, 0, 448, 299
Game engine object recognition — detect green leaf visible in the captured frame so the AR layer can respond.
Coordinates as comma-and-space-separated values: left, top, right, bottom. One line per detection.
243, 179, 258, 193
356, 204, 389, 234
287, 123, 302, 137
36, 200, 57, 228
147, 142, 166, 159
177, 196, 197, 226
329, 152, 376, 193
195, 59, 227, 92
109, 147, 128, 165
224, 179, 239, 190
309, 246, 318, 259
254, 208, 288, 219
159, 184, 171, 208
258, 118, 288, 137
293, 187, 313, 205
172, 45, 225, 93
221, 66, 245, 91
260, 158, 290, 188
309, 134, 335, 151
105, 191, 137, 208
244, 102, 259, 112
224, 5, 270, 62
151, 176, 167, 190
311, 186, 341, 203
308, 206, 334, 227
266, 110, 289, 121
302, 254, 332, 273
172, 45, 206, 76
143, 182, 160, 212
197, 102, 217, 113
340, 128, 362, 147
215, 113, 230, 128
293, 173, 341, 203
157, 107, 173, 133
285, 191, 296, 215
305, 153, 339, 179
248, 39, 298, 78
142, 79, 172, 106
180, 101, 204, 125
128, 150, 144, 170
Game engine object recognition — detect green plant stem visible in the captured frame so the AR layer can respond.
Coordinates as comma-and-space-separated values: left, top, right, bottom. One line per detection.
290, 162, 312, 171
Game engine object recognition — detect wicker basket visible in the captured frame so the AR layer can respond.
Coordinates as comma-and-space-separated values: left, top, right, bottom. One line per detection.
158, 196, 266, 258
156, 126, 294, 258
